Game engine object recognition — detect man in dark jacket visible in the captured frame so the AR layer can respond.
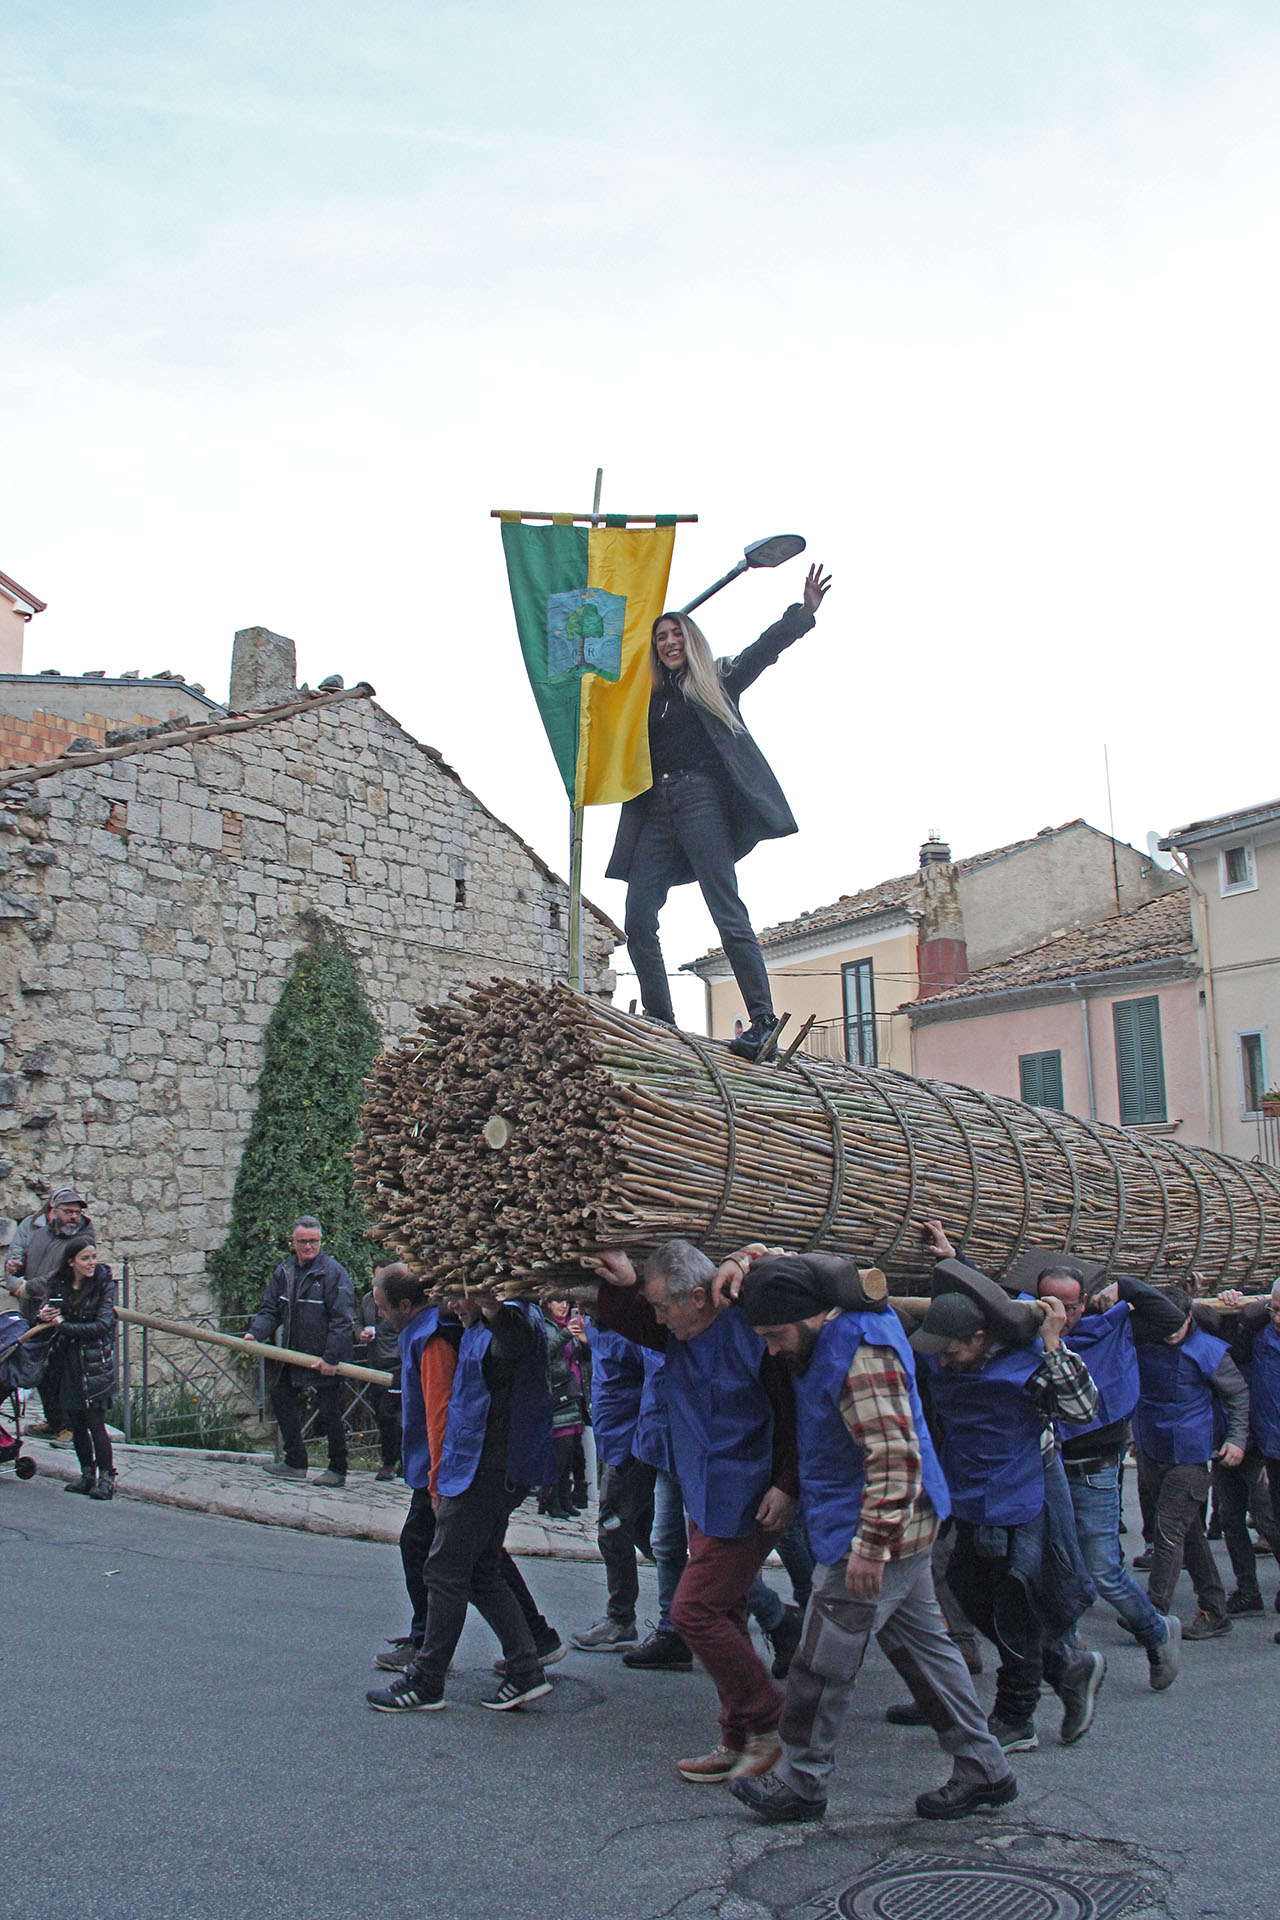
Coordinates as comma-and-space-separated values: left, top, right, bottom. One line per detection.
1197, 1283, 1280, 1618
8, 1186, 93, 1436
244, 1216, 355, 1487
358, 1257, 405, 1480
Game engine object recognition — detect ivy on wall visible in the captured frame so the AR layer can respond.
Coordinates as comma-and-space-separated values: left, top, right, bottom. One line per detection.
208, 924, 382, 1322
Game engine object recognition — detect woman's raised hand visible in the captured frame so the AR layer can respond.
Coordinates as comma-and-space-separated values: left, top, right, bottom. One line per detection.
802, 563, 832, 614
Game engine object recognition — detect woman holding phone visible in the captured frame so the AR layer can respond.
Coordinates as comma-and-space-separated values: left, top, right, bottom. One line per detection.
38, 1233, 118, 1500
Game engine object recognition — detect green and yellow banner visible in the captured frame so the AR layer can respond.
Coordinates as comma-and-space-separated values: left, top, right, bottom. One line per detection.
500, 516, 676, 807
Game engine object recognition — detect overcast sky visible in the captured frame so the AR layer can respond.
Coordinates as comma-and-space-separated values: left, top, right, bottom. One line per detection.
3, 3, 1278, 1026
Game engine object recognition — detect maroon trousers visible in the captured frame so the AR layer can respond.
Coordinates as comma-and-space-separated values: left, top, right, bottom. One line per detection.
671, 1520, 784, 1745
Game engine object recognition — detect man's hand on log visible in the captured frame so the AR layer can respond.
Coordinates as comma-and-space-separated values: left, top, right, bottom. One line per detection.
756, 1486, 796, 1532
242, 1331, 257, 1342
711, 1244, 771, 1309
1091, 1282, 1120, 1312
592, 1251, 638, 1289
916, 1220, 956, 1260
315, 1360, 339, 1376
1037, 1296, 1067, 1352
1218, 1290, 1247, 1309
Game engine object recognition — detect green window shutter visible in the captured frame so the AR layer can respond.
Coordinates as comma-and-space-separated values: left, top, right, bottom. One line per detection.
1113, 997, 1166, 1125
1019, 1050, 1064, 1109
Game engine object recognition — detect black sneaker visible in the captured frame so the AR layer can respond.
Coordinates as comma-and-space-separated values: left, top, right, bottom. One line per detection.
768, 1604, 803, 1679
916, 1774, 1018, 1820
730, 1774, 825, 1823
987, 1715, 1038, 1753
481, 1675, 551, 1711
366, 1672, 445, 1712
1130, 1547, 1155, 1571
622, 1628, 694, 1671
570, 1618, 638, 1652
727, 1016, 783, 1063
374, 1637, 419, 1673
1147, 1614, 1182, 1692
492, 1632, 566, 1674
1056, 1651, 1106, 1744
885, 1700, 931, 1726
1226, 1588, 1264, 1616
1183, 1609, 1232, 1639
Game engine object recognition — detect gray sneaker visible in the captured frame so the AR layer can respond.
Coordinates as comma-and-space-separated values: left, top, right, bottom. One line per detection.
570, 1618, 638, 1653
263, 1461, 308, 1480
312, 1468, 347, 1488
1148, 1614, 1182, 1692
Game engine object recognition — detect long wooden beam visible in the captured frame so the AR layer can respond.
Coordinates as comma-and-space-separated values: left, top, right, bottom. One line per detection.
114, 1305, 394, 1387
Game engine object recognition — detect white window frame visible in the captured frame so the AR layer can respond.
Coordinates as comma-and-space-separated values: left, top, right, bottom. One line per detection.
1237, 1028, 1269, 1118
1220, 841, 1258, 895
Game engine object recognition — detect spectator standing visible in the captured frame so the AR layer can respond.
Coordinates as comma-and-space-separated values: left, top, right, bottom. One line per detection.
8, 1185, 93, 1438
244, 1216, 355, 1487
358, 1258, 404, 1480
38, 1234, 118, 1500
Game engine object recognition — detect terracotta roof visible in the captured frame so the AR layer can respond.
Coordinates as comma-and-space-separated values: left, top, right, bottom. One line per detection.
687, 821, 1093, 973
908, 888, 1193, 1014
0, 570, 46, 615
1162, 798, 1280, 846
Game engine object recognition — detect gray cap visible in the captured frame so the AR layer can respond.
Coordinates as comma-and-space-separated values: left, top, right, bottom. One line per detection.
49, 1187, 86, 1208
909, 1292, 987, 1355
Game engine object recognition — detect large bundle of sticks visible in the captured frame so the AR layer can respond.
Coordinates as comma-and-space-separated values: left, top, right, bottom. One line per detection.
354, 982, 1280, 1293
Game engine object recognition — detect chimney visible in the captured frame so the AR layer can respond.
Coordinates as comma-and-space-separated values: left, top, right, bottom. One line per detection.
915, 833, 969, 998
229, 626, 298, 711
919, 830, 951, 868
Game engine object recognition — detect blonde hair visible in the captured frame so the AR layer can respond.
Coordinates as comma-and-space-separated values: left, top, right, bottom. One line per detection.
650, 613, 743, 734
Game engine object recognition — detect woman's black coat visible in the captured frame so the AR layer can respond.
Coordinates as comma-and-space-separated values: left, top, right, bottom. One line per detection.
56, 1263, 118, 1407
605, 603, 814, 887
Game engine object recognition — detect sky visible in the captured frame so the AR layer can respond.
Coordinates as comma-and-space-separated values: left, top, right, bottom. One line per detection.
3, 2, 1278, 1026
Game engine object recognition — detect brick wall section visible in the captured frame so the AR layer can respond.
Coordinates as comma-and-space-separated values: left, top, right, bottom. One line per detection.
0, 707, 191, 767
0, 694, 616, 1320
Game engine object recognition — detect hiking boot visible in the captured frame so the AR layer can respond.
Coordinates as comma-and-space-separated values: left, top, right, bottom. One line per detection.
1148, 1613, 1182, 1691
1057, 1651, 1106, 1744
729, 1731, 781, 1780
1226, 1587, 1264, 1616
676, 1742, 742, 1784
263, 1461, 308, 1480
916, 1773, 1019, 1821
366, 1671, 445, 1712
1183, 1609, 1232, 1639
570, 1618, 638, 1652
987, 1715, 1038, 1753
88, 1470, 116, 1501
731, 1774, 825, 1823
622, 1628, 694, 1671
312, 1468, 346, 1488
1130, 1546, 1155, 1571
727, 1016, 784, 1062
768, 1604, 803, 1679
63, 1472, 95, 1495
885, 1700, 931, 1726
481, 1675, 551, 1711
374, 1637, 420, 1673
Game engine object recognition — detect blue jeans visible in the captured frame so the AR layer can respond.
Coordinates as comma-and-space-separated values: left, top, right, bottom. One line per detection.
1066, 1460, 1168, 1650
652, 1469, 688, 1630
747, 1518, 816, 1629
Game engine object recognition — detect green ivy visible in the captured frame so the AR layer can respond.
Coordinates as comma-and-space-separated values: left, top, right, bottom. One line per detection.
207, 926, 382, 1323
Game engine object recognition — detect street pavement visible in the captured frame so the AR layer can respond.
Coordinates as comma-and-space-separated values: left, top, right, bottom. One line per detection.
2, 1469, 1278, 1920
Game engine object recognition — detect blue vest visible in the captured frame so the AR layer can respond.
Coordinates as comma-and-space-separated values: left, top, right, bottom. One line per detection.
664, 1309, 774, 1539
923, 1341, 1047, 1526
1059, 1301, 1139, 1441
1248, 1322, 1280, 1456
795, 1311, 950, 1565
399, 1305, 441, 1490
436, 1303, 557, 1497
633, 1347, 676, 1476
587, 1324, 645, 1467
1133, 1325, 1227, 1464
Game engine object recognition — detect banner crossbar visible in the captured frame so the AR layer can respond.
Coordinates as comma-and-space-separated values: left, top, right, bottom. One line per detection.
491, 510, 697, 524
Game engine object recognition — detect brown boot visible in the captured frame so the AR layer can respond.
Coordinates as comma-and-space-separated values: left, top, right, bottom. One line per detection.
676, 1742, 742, 1784
729, 1731, 782, 1780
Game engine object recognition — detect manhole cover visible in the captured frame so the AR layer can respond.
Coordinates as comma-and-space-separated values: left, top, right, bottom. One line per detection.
809, 1852, 1150, 1920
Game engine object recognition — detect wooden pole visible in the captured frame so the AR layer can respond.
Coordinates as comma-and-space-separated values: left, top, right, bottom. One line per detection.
113, 1306, 394, 1388
566, 466, 603, 995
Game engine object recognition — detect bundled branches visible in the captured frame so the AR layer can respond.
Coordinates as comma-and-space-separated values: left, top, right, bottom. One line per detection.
354, 983, 1280, 1294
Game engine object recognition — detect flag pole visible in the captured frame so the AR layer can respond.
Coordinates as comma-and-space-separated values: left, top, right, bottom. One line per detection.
567, 466, 603, 993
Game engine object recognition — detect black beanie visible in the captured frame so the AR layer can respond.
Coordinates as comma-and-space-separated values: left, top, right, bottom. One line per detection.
740, 1256, 838, 1326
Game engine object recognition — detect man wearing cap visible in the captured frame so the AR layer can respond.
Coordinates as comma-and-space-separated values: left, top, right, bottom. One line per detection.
911, 1277, 1106, 1754
7, 1186, 93, 1437
726, 1251, 1016, 1824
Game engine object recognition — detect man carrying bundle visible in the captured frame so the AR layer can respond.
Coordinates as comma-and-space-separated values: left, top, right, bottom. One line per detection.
593, 1240, 799, 1783
909, 1266, 1106, 1754
725, 1252, 1016, 1824
1197, 1281, 1280, 1623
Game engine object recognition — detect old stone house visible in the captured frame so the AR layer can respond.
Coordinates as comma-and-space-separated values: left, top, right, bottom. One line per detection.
0, 627, 618, 1318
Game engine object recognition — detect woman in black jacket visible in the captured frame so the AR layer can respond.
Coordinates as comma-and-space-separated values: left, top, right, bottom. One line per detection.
37, 1234, 118, 1500
607, 563, 832, 1059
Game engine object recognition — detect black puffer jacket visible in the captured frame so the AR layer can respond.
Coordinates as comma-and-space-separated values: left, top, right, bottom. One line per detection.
56, 1264, 118, 1407
248, 1252, 355, 1385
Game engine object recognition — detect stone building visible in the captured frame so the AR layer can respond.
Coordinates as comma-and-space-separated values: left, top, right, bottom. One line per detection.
0, 627, 618, 1318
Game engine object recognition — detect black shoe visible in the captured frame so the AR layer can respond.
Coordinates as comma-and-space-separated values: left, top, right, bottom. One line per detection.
1226, 1588, 1264, 1616
885, 1700, 931, 1726
374, 1637, 420, 1673
64, 1472, 95, 1495
622, 1628, 694, 1671
1183, 1609, 1232, 1639
375, 1465, 398, 1482
768, 1604, 803, 1679
366, 1671, 445, 1712
916, 1774, 1019, 1821
88, 1470, 116, 1501
493, 1630, 566, 1674
730, 1774, 826, 1824
481, 1675, 551, 1711
987, 1715, 1039, 1753
727, 1016, 783, 1063
1130, 1547, 1155, 1571
1056, 1652, 1105, 1744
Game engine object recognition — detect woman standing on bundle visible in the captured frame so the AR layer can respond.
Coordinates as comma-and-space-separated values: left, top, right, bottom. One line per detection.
37, 1234, 118, 1500
606, 564, 833, 1060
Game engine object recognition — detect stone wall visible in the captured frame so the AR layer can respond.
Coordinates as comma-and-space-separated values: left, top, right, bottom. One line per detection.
0, 688, 616, 1319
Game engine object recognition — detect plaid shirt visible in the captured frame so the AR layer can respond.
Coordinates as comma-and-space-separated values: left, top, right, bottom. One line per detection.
839, 1332, 940, 1564
1025, 1343, 1098, 1456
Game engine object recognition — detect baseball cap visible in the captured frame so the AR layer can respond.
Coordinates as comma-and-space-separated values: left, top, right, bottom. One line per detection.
909, 1292, 987, 1354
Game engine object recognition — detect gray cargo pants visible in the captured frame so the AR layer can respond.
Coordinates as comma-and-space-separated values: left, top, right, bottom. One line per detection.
777, 1546, 1013, 1804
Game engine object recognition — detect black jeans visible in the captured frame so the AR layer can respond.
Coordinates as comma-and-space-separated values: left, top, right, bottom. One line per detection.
270, 1372, 348, 1474
1212, 1452, 1280, 1595
597, 1455, 657, 1624
624, 771, 773, 1026
948, 1522, 1081, 1727
69, 1407, 113, 1477
373, 1386, 402, 1469
413, 1471, 542, 1690
400, 1484, 552, 1647
1136, 1454, 1225, 1619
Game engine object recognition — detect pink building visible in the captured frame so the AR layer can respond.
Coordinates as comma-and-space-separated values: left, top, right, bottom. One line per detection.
902, 890, 1208, 1144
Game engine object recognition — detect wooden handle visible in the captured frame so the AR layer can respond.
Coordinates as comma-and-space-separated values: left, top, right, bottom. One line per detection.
113, 1306, 395, 1388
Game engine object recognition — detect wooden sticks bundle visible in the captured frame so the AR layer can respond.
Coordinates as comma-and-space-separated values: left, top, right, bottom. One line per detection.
354, 983, 1280, 1293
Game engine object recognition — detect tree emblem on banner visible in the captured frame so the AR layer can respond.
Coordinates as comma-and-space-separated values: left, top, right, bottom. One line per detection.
546, 587, 626, 682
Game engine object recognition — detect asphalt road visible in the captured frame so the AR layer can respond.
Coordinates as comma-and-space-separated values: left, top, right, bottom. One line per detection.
2, 1473, 1277, 1920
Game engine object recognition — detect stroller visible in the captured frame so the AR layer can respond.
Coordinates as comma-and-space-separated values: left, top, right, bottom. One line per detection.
0, 1308, 52, 1480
